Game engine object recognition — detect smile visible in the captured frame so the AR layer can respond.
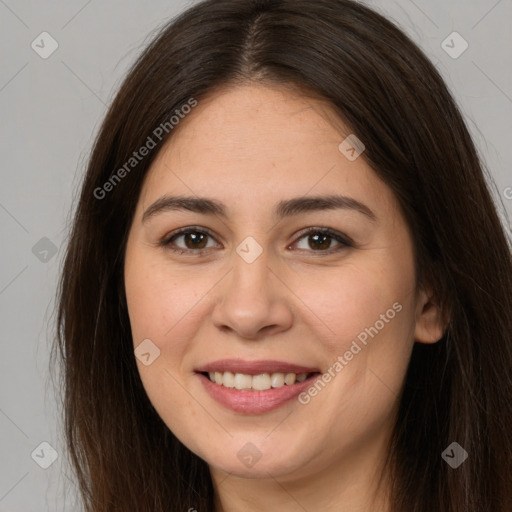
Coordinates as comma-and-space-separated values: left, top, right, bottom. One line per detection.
195, 359, 321, 414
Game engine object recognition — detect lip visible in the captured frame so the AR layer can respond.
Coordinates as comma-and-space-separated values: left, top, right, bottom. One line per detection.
195, 359, 320, 375
195, 359, 321, 414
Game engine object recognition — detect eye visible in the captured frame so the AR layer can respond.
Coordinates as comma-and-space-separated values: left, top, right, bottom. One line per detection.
160, 227, 220, 255
291, 227, 353, 253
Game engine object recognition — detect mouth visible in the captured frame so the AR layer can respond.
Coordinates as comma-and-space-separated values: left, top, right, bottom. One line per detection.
194, 360, 321, 414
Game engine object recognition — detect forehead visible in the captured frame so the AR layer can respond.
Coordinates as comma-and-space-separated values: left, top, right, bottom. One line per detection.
138, 83, 396, 219
160, 83, 346, 159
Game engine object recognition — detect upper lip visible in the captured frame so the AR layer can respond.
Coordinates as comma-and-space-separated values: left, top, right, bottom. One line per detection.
195, 359, 320, 375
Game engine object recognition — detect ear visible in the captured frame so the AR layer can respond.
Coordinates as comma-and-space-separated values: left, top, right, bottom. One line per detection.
414, 286, 446, 344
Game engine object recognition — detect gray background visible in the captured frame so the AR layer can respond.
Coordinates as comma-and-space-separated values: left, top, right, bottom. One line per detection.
1, 0, 511, 510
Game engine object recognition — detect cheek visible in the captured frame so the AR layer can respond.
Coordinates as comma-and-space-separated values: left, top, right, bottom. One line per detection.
293, 257, 413, 355
124, 247, 205, 352
124, 248, 212, 445
293, 250, 416, 413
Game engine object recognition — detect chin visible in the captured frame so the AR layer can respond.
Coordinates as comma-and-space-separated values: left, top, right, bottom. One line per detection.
190, 430, 321, 481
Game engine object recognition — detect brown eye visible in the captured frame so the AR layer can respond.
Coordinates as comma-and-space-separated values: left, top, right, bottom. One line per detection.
162, 227, 220, 254
306, 233, 332, 250
292, 228, 352, 253
179, 231, 208, 249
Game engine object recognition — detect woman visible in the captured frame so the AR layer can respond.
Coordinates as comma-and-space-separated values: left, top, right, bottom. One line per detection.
53, 0, 512, 510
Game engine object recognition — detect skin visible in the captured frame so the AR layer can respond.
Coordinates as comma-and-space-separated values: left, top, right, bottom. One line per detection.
124, 82, 445, 512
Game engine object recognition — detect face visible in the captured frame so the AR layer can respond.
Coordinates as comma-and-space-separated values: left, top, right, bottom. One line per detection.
124, 83, 443, 483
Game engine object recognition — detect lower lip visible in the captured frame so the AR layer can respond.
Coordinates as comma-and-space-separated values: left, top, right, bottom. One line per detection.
196, 372, 320, 414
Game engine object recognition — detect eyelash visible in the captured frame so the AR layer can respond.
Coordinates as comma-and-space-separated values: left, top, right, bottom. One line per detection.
159, 226, 353, 256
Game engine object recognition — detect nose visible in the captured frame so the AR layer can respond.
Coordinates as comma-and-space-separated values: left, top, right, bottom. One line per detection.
211, 249, 294, 340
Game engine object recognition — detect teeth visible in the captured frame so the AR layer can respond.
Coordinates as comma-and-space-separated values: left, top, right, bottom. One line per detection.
234, 373, 253, 390
270, 372, 284, 388
206, 371, 311, 390
222, 371, 235, 388
252, 373, 271, 390
284, 373, 296, 385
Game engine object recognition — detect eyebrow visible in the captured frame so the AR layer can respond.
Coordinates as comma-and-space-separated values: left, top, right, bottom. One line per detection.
142, 194, 377, 223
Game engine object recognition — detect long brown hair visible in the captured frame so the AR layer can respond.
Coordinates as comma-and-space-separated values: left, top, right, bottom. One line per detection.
52, 1, 512, 510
